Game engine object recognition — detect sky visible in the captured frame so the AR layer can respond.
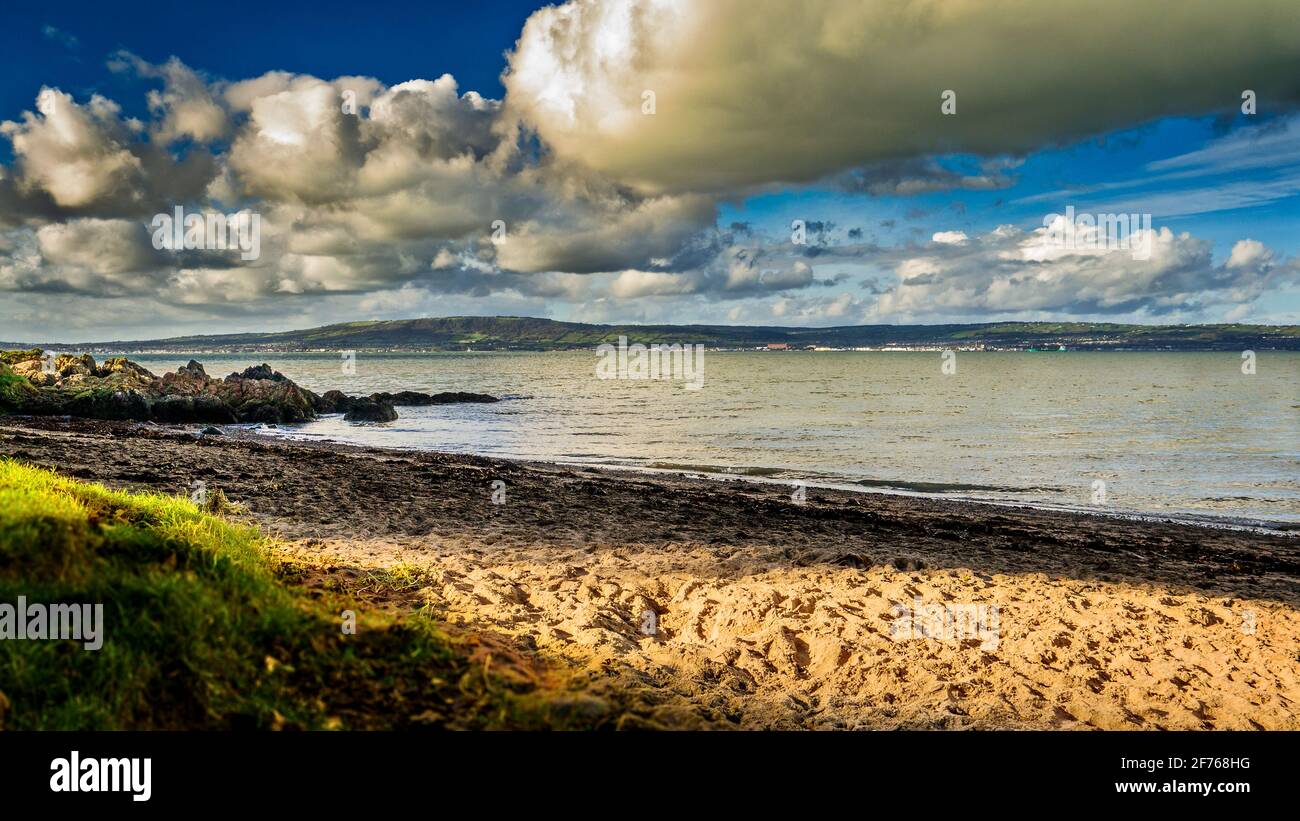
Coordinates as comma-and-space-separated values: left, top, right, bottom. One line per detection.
2, 0, 1299, 342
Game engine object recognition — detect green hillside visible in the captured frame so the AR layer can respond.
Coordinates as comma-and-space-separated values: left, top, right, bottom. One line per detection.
10, 316, 1300, 352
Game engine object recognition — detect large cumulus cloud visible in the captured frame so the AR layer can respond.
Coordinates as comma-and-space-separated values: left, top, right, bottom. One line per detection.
0, 59, 732, 306
506, 0, 1300, 192
0, 88, 214, 219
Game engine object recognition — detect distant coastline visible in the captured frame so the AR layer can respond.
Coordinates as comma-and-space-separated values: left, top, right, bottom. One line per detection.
6, 315, 1299, 353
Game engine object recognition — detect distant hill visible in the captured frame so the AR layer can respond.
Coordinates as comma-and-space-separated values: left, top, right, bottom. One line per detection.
8, 316, 1300, 352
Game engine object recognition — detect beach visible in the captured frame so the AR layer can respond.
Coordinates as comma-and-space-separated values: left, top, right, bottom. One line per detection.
2, 415, 1297, 730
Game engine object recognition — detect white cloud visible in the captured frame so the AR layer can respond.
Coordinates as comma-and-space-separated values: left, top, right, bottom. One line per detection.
110, 52, 230, 145
0, 87, 214, 219
869, 225, 1298, 319
2, 89, 144, 209
506, 0, 1300, 193
2, 5, 1298, 336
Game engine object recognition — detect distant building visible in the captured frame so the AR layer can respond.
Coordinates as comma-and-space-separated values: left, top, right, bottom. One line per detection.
766, 343, 789, 350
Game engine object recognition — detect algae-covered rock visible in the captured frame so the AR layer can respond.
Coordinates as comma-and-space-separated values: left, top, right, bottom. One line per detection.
150, 394, 238, 424
0, 362, 40, 412
66, 387, 152, 421
217, 366, 318, 423
0, 351, 318, 423
343, 398, 398, 422
54, 353, 97, 379
11, 359, 54, 386
0, 349, 42, 367
0, 351, 502, 425
96, 357, 156, 384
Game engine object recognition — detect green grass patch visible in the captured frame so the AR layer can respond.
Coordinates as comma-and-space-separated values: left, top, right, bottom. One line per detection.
0, 458, 606, 730
0, 364, 38, 411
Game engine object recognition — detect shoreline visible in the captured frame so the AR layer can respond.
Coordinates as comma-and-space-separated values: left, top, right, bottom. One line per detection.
248, 420, 1300, 535
2, 415, 1298, 729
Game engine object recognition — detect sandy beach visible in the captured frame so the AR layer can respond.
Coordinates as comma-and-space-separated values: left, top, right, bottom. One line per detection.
2, 416, 1297, 730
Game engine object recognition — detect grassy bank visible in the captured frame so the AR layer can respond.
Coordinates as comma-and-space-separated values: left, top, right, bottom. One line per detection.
0, 458, 605, 730
0, 362, 37, 411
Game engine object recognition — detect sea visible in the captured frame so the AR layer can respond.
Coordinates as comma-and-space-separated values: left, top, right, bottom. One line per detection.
120, 350, 1300, 529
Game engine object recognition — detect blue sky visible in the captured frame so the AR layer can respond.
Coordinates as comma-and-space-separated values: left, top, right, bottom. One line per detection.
725, 118, 1300, 263
2, 0, 1298, 340
1, 0, 538, 117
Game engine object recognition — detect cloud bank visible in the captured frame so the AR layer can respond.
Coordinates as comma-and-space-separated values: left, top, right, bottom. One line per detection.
3, 0, 1300, 339
506, 0, 1300, 192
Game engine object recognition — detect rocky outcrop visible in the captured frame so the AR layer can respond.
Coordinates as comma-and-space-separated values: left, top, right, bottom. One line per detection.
0, 350, 501, 425
321, 389, 499, 413
230, 364, 285, 382
0, 349, 43, 366
342, 398, 398, 422
150, 394, 239, 424
0, 351, 318, 423
218, 366, 318, 423
369, 390, 499, 405
314, 389, 354, 414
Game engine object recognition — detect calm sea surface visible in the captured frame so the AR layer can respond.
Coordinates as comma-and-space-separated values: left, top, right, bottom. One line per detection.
123, 351, 1300, 526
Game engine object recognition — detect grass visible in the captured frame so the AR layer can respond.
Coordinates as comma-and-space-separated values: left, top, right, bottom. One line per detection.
0, 458, 609, 730
0, 363, 38, 411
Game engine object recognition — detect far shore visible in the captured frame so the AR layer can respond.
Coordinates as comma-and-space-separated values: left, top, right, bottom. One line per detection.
2, 415, 1297, 730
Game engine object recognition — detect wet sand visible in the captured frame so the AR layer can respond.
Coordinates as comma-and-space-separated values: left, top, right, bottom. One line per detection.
2, 416, 1297, 729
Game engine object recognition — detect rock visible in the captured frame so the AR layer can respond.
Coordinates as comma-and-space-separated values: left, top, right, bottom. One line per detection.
11, 359, 46, 379
241, 402, 289, 423
194, 394, 239, 422
230, 364, 285, 382
66, 387, 152, 421
9, 359, 55, 387
0, 349, 42, 367
96, 357, 156, 381
368, 390, 432, 405
0, 351, 489, 426
369, 390, 500, 405
55, 353, 97, 378
344, 398, 398, 422
226, 390, 316, 423
158, 360, 210, 395
318, 389, 500, 412
314, 389, 354, 414
217, 364, 318, 423
148, 392, 239, 423
150, 395, 196, 423
201, 426, 224, 436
